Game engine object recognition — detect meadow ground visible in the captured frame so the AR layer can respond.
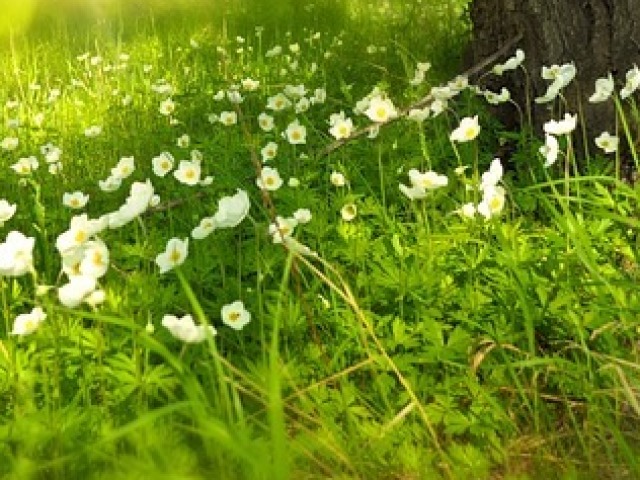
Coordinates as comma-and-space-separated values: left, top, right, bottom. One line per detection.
1, 1, 640, 479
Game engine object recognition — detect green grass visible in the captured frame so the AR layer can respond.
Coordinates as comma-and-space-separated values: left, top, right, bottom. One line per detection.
1, 1, 640, 479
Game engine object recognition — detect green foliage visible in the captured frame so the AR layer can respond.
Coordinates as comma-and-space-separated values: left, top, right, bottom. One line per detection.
0, 1, 639, 480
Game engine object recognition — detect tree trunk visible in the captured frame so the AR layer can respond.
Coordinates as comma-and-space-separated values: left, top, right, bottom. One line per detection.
468, 0, 640, 164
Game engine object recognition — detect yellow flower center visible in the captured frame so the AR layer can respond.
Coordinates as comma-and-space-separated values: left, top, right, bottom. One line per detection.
169, 248, 182, 263
228, 311, 240, 323
74, 230, 87, 244
489, 196, 502, 211
92, 250, 104, 266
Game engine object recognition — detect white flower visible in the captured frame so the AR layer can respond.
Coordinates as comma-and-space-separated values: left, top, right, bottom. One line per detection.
261, 142, 278, 162
534, 79, 562, 104
293, 208, 312, 224
295, 97, 310, 113
84, 125, 102, 137
408, 169, 449, 190
176, 134, 190, 148
431, 85, 457, 101
219, 111, 238, 126
364, 96, 397, 123
409, 69, 425, 86
312, 88, 327, 104
48, 162, 62, 175
107, 180, 155, 228
152, 152, 175, 177
535, 63, 576, 104
540, 134, 560, 167
111, 156, 135, 179
483, 87, 511, 105
221, 301, 251, 330
620, 65, 640, 99
265, 45, 282, 57
0, 200, 17, 226
284, 119, 307, 144
430, 99, 447, 117
543, 113, 577, 136
284, 84, 306, 99
1, 137, 19, 151
266, 93, 292, 111
200, 176, 213, 186
241, 78, 260, 91
33, 112, 45, 127
159, 98, 176, 116
480, 158, 503, 190
448, 75, 469, 92
595, 131, 619, 154
0, 231, 35, 276
84, 289, 106, 307
257, 166, 283, 191
41, 143, 62, 163
98, 175, 122, 192
589, 74, 615, 103
173, 160, 202, 186
227, 90, 243, 104
399, 169, 448, 200
214, 189, 250, 228
477, 186, 506, 219
79, 239, 110, 279
162, 314, 216, 343
191, 217, 216, 240
455, 202, 477, 219
191, 149, 203, 163
11, 307, 46, 335
450, 115, 480, 143
257, 112, 275, 131
156, 237, 189, 274
56, 214, 106, 253
63, 191, 89, 209
492, 49, 525, 75
417, 61, 431, 73
11, 156, 38, 175
399, 183, 428, 200
541, 63, 576, 88
330, 171, 346, 187
329, 116, 354, 140
269, 216, 297, 244
407, 107, 430, 122
58, 275, 98, 308
288, 177, 300, 188
340, 203, 357, 222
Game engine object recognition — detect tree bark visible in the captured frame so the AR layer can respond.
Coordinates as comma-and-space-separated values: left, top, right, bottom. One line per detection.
468, 0, 640, 162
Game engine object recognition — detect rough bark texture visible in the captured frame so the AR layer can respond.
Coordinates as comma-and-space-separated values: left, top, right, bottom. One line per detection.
468, 0, 640, 160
